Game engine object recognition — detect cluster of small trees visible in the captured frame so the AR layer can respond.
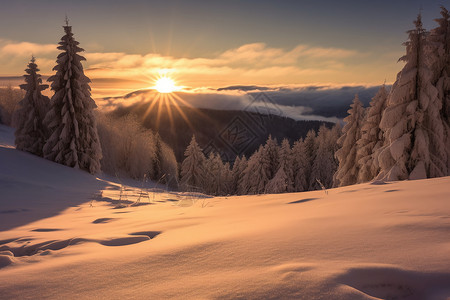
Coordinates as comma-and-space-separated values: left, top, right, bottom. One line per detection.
180, 125, 341, 196
0, 86, 25, 125
335, 9, 450, 186
97, 113, 178, 185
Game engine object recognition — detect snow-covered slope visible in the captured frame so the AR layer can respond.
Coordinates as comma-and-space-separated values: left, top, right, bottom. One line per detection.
0, 125, 104, 231
1, 124, 449, 299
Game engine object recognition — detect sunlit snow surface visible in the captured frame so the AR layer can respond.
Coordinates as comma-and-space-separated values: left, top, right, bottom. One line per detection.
0, 124, 449, 299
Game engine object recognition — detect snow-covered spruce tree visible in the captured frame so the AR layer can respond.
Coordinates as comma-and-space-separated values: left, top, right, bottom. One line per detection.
241, 145, 271, 194
430, 6, 450, 175
334, 94, 365, 187
159, 142, 179, 188
303, 129, 317, 190
265, 139, 292, 194
232, 155, 248, 195
279, 138, 294, 191
357, 85, 388, 183
291, 138, 308, 192
180, 135, 206, 191
222, 162, 233, 195
43, 21, 102, 174
231, 156, 247, 195
231, 155, 242, 194
152, 132, 164, 181
204, 152, 227, 195
329, 123, 342, 169
13, 56, 50, 157
263, 135, 280, 180
265, 165, 287, 194
378, 15, 445, 180
310, 126, 337, 189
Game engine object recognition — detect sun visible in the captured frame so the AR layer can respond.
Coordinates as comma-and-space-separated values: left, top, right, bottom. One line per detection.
154, 76, 178, 93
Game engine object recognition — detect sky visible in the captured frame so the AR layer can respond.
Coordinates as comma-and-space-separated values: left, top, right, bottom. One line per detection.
0, 0, 448, 99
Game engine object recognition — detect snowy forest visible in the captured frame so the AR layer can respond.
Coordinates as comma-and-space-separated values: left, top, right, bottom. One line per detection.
2, 8, 450, 197
179, 10, 450, 195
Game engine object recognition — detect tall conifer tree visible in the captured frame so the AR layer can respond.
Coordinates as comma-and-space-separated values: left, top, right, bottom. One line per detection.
14, 56, 50, 156
180, 136, 206, 190
357, 85, 388, 182
43, 19, 102, 173
430, 6, 450, 175
334, 95, 365, 187
378, 15, 443, 180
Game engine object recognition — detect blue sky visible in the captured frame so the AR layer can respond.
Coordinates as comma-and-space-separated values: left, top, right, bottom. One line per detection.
0, 0, 444, 55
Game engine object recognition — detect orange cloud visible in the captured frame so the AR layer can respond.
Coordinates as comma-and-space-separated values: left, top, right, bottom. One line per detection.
0, 39, 57, 56
0, 39, 402, 98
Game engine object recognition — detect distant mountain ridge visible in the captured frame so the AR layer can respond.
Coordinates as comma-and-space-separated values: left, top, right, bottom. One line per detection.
110, 101, 332, 162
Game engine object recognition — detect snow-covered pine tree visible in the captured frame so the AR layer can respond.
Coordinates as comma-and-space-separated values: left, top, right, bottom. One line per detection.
291, 138, 308, 192
279, 138, 294, 191
266, 139, 292, 194
303, 129, 317, 190
265, 166, 287, 194
221, 162, 233, 195
329, 122, 342, 172
430, 6, 450, 175
263, 135, 279, 180
236, 156, 249, 195
378, 15, 444, 180
43, 20, 102, 174
13, 56, 50, 157
231, 155, 242, 194
204, 153, 216, 195
357, 85, 388, 182
232, 155, 248, 195
152, 132, 164, 181
334, 94, 365, 187
204, 152, 226, 195
310, 126, 337, 189
241, 146, 271, 194
180, 135, 206, 191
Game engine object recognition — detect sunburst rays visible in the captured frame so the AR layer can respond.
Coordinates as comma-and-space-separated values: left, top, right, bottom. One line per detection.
134, 70, 213, 135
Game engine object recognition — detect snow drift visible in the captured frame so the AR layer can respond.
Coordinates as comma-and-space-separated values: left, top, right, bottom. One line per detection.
0, 125, 449, 299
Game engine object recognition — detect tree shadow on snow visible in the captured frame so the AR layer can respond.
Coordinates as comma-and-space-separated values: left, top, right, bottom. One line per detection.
0, 147, 112, 231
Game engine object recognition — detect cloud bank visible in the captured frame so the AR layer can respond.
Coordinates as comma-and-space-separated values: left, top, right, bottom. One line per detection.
100, 84, 387, 123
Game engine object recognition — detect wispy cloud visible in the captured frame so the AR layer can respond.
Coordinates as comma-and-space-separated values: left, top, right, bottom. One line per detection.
0, 39, 57, 56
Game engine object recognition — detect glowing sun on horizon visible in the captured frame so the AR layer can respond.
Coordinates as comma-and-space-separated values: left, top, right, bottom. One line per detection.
154, 76, 178, 93
143, 72, 195, 134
